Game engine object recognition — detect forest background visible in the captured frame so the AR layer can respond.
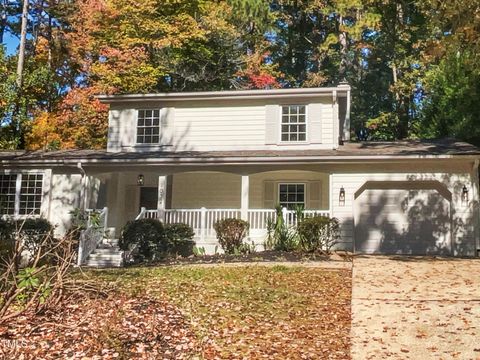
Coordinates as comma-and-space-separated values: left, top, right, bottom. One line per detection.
0, 0, 478, 150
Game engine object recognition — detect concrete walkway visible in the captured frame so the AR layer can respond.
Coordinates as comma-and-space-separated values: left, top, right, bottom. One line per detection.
351, 256, 480, 360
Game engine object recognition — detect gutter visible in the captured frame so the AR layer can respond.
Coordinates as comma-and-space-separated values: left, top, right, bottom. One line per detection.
2, 154, 480, 167
474, 159, 480, 256
96, 86, 351, 104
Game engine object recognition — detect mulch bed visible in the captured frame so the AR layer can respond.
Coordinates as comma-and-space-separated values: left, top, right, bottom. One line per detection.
138, 250, 351, 267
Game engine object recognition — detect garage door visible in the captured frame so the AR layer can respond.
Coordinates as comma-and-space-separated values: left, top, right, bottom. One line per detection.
354, 183, 452, 255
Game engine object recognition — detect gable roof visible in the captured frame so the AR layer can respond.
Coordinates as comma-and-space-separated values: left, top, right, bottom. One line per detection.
0, 139, 479, 166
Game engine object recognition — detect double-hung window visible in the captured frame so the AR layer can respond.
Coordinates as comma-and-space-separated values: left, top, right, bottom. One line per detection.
0, 173, 44, 217
281, 105, 306, 142
278, 183, 305, 210
137, 109, 160, 144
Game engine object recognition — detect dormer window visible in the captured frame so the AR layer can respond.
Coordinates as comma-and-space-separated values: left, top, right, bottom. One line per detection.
281, 105, 306, 142
137, 109, 160, 144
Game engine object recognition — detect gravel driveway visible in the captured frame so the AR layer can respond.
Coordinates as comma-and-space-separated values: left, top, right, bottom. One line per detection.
351, 256, 480, 360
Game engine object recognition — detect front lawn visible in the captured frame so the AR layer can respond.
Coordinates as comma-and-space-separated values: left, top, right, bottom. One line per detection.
2, 265, 351, 359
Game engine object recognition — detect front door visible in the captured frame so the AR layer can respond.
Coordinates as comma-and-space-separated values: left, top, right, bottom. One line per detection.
139, 187, 158, 211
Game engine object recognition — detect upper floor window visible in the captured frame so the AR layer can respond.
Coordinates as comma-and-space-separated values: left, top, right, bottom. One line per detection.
137, 109, 160, 144
281, 105, 306, 142
0, 173, 44, 216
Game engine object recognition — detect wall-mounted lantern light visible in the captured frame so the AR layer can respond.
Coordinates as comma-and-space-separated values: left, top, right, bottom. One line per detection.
339, 186, 346, 206
137, 174, 145, 186
461, 185, 469, 205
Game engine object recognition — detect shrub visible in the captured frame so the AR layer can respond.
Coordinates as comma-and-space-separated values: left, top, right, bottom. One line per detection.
119, 219, 164, 262
17, 218, 54, 254
164, 223, 195, 257
0, 219, 15, 263
164, 223, 195, 242
272, 224, 298, 252
297, 216, 340, 253
264, 206, 299, 252
213, 218, 249, 254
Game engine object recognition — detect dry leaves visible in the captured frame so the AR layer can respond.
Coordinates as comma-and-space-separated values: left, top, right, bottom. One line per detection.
1, 265, 352, 359
0, 294, 198, 359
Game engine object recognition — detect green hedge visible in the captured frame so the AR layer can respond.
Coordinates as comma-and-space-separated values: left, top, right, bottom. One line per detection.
120, 220, 196, 262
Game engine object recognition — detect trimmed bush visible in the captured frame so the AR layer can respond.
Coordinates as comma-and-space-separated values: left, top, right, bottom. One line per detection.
164, 223, 195, 242
213, 218, 249, 254
164, 223, 195, 257
297, 216, 340, 253
119, 219, 165, 262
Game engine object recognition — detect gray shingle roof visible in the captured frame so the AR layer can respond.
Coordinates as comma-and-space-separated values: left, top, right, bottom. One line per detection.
0, 139, 479, 165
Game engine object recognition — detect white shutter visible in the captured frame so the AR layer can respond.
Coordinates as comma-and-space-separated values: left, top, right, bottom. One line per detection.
263, 181, 275, 208
308, 103, 322, 144
308, 181, 322, 209
265, 105, 279, 144
161, 107, 175, 146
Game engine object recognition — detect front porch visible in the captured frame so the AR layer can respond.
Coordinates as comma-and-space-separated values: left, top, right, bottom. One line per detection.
137, 207, 330, 251
85, 169, 332, 253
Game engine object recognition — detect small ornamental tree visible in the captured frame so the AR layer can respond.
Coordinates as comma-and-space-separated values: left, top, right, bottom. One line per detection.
213, 218, 249, 254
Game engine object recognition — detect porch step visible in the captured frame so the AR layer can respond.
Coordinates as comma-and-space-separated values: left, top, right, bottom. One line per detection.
102, 238, 119, 247
84, 242, 123, 268
83, 258, 123, 268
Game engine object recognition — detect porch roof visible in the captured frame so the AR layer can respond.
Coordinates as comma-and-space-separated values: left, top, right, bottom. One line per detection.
1, 139, 479, 166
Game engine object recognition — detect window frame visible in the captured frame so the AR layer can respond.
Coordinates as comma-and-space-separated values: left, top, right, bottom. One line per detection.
135, 109, 162, 145
279, 104, 308, 144
277, 182, 307, 209
0, 171, 45, 218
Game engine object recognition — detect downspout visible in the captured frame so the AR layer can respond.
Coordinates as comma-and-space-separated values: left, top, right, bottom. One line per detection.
77, 162, 87, 211
473, 160, 480, 256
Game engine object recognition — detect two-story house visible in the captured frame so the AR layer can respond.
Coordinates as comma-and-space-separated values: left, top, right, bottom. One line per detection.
1, 85, 479, 265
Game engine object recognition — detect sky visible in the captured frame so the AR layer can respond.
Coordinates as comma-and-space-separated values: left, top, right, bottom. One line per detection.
2, 32, 19, 55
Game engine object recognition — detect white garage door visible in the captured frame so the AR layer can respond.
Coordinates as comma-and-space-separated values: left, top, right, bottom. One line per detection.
354, 185, 452, 255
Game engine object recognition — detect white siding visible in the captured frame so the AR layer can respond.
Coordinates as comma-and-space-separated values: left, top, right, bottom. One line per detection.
49, 173, 82, 235
174, 105, 266, 150
321, 103, 335, 145
171, 172, 242, 209
107, 98, 339, 152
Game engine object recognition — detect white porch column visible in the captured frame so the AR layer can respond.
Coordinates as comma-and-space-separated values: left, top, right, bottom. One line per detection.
157, 175, 167, 222
241, 175, 249, 221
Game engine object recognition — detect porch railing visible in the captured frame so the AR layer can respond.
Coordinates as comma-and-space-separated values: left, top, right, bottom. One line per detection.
77, 207, 108, 266
134, 207, 330, 241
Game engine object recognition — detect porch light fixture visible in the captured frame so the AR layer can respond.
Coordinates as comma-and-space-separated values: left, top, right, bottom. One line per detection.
137, 174, 145, 186
461, 185, 469, 205
339, 186, 346, 206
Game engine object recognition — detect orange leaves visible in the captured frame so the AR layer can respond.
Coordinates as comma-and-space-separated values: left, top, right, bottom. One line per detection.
54, 87, 109, 149
24, 111, 61, 150
26, 87, 109, 150
237, 51, 282, 89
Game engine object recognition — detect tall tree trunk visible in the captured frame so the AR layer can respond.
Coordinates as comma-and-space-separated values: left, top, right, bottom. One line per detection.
17, 0, 29, 88
0, 0, 7, 44
338, 14, 348, 80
